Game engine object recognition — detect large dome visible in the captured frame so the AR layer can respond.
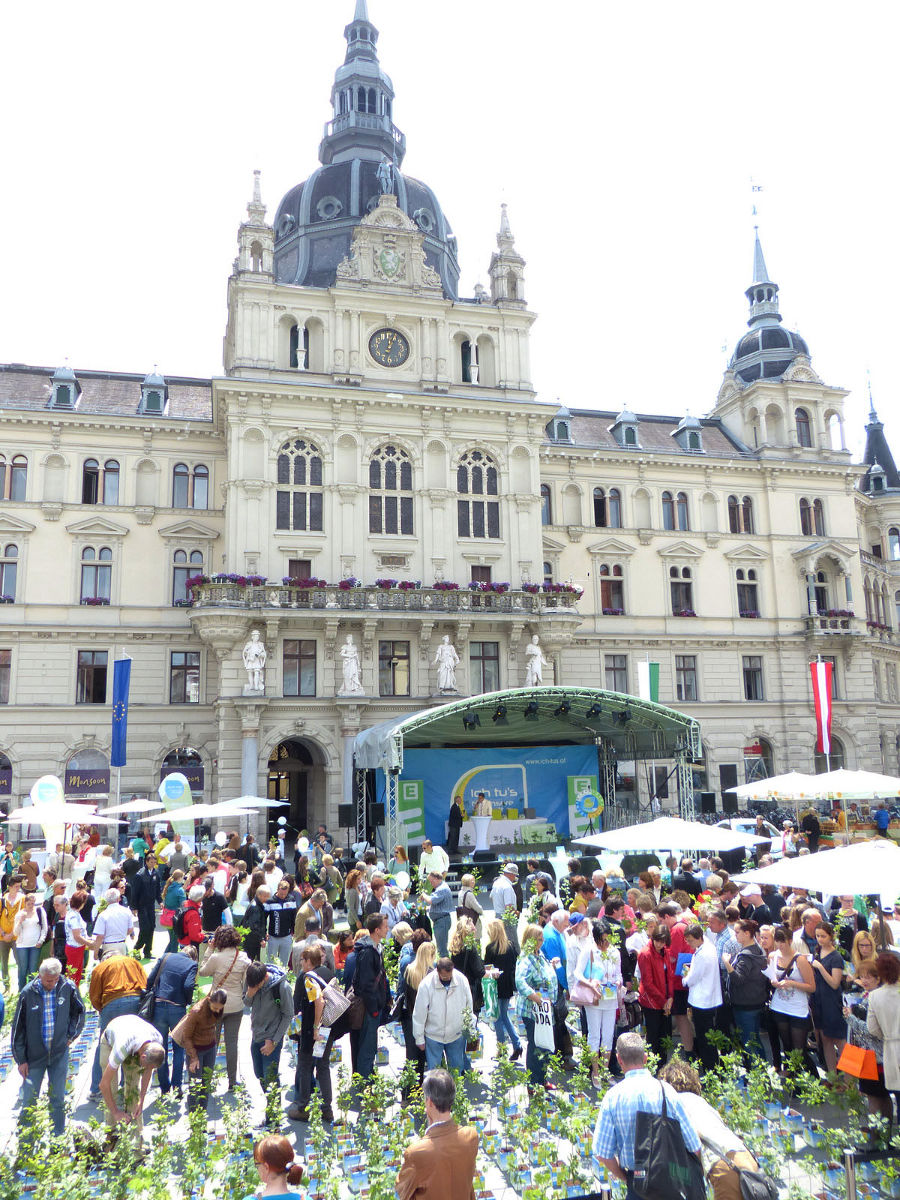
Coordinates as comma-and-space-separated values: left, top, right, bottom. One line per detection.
273, 159, 459, 298
272, 2, 460, 299
729, 326, 810, 383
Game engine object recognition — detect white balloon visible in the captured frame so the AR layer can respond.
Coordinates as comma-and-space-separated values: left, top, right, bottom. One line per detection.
214, 831, 227, 847
297, 837, 309, 852
394, 870, 411, 891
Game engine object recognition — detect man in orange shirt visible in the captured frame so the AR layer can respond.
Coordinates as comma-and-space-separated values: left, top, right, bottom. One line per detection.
87, 952, 147, 1100
396, 1069, 478, 1200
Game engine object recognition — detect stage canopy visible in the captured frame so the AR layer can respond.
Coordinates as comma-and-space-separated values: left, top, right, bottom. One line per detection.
352, 686, 703, 849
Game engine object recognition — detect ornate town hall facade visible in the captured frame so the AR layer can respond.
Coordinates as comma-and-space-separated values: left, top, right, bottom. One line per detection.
1, 2, 898, 836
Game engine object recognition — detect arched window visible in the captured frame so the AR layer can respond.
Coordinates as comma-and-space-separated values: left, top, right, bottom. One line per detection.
173, 463, 208, 509
250, 240, 263, 272
895, 590, 900, 628
736, 567, 759, 617
676, 492, 690, 531
540, 484, 552, 526
599, 563, 624, 613
276, 439, 324, 532
173, 548, 204, 605
457, 450, 499, 539
460, 339, 475, 383
543, 561, 554, 586
883, 583, 891, 629
0, 455, 27, 501
0, 543, 17, 600
742, 496, 754, 534
369, 445, 413, 535
890, 528, 900, 561
865, 578, 874, 621
608, 488, 622, 527
624, 427, 637, 447
800, 498, 812, 536
162, 747, 203, 793
669, 565, 694, 614
662, 491, 675, 531
813, 570, 829, 613
727, 495, 740, 533
796, 408, 812, 447
818, 499, 832, 540
82, 459, 100, 505
80, 545, 112, 603
815, 734, 844, 773
102, 460, 119, 505
593, 487, 607, 527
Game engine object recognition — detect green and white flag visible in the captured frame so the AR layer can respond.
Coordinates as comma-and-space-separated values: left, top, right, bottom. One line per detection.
637, 661, 659, 703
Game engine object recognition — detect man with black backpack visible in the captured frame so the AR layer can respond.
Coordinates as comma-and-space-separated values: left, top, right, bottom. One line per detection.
592, 1031, 702, 1200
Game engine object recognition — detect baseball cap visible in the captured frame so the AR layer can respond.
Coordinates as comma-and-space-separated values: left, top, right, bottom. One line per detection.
568, 913, 585, 927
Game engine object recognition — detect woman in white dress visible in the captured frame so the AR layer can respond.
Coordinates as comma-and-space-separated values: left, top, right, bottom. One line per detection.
92, 845, 115, 902
574, 917, 622, 1085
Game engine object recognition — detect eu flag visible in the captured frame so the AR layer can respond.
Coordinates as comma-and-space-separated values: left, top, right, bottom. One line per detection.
111, 657, 132, 767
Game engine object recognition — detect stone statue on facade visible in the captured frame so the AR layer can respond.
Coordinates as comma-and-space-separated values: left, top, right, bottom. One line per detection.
376, 155, 395, 195
338, 634, 365, 696
524, 634, 549, 688
242, 629, 267, 693
433, 635, 460, 692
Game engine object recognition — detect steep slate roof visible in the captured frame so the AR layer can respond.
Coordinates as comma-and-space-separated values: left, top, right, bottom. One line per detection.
555, 410, 751, 456
0, 364, 212, 421
861, 412, 900, 491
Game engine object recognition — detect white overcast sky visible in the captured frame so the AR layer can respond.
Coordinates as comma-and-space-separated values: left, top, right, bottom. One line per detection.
1, 1, 898, 457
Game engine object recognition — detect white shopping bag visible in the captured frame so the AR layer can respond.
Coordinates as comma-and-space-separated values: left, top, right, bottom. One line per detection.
531, 997, 555, 1052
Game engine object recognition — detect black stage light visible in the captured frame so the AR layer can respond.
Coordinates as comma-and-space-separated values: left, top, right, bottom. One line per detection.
586, 702, 603, 719
523, 701, 540, 722
553, 700, 571, 717
617, 708, 631, 725
462, 711, 481, 731
492, 704, 508, 725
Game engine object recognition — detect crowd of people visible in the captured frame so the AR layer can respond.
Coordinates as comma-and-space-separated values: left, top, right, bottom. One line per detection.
1, 822, 899, 1197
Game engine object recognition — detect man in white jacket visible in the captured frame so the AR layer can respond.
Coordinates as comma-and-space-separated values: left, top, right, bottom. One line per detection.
683, 923, 722, 1072
412, 957, 473, 1073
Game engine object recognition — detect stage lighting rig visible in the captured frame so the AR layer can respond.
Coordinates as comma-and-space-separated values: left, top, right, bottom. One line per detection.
586, 702, 603, 719
492, 703, 508, 725
553, 700, 571, 718
462, 711, 481, 731
523, 701, 540, 722
617, 708, 631, 725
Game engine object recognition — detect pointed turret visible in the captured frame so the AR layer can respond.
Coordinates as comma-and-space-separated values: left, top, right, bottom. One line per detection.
728, 230, 810, 384
861, 391, 900, 492
236, 169, 274, 278
489, 203, 526, 304
318, 1, 405, 167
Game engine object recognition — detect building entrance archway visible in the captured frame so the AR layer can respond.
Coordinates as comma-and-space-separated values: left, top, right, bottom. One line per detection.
267, 738, 325, 842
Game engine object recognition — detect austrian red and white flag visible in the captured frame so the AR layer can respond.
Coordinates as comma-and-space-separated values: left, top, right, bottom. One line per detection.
810, 660, 833, 755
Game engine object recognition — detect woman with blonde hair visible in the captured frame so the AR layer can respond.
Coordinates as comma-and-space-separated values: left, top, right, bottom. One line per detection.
92, 845, 115, 902
850, 929, 878, 977
198, 924, 252, 1091
398, 939, 436, 1084
457, 872, 484, 936
344, 868, 364, 932
484, 919, 521, 1057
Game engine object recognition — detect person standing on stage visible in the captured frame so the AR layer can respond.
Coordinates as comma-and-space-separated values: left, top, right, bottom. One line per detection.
446, 795, 464, 856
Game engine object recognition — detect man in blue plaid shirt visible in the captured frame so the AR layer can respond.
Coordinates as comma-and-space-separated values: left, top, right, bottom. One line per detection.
592, 1031, 700, 1199
11, 957, 85, 1136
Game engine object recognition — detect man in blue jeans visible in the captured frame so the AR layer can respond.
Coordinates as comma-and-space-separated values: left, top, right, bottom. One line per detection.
352, 913, 391, 1078
88, 952, 147, 1099
424, 871, 454, 957
243, 960, 293, 1095
145, 943, 198, 1096
12, 958, 85, 1136
412, 957, 472, 1072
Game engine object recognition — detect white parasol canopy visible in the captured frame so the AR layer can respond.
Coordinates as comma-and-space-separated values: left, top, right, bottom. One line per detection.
6, 803, 124, 826
808, 768, 900, 800
218, 795, 287, 810
574, 816, 768, 854
732, 838, 900, 897
725, 772, 820, 801
103, 799, 167, 816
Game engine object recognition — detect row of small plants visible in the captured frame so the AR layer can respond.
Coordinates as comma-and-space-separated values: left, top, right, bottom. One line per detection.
185, 574, 582, 596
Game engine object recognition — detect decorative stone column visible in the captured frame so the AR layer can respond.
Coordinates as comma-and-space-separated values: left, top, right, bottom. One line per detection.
233, 698, 269, 832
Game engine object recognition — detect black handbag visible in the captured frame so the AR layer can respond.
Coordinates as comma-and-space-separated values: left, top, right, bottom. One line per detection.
632, 1084, 706, 1200
138, 953, 168, 1022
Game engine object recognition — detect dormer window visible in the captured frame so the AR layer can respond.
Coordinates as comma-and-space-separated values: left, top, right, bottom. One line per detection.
672, 416, 703, 453
49, 366, 80, 410
140, 371, 168, 415
609, 411, 640, 448
624, 427, 637, 446
547, 411, 572, 442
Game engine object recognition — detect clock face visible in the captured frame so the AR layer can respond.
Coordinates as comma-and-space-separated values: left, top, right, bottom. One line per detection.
369, 327, 410, 367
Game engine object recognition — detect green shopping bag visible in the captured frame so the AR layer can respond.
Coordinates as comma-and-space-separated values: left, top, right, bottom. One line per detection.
482, 974, 499, 1022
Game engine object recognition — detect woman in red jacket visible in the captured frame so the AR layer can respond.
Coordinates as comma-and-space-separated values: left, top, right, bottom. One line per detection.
637, 927, 674, 1059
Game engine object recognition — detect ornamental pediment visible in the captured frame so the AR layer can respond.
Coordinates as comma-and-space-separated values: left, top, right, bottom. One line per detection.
586, 537, 635, 557
0, 513, 36, 534
65, 515, 130, 538
157, 519, 220, 542
656, 540, 704, 558
791, 539, 855, 567
723, 544, 769, 561
541, 534, 568, 552
335, 195, 442, 293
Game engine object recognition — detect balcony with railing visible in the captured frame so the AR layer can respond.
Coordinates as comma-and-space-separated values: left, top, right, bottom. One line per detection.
189, 581, 582, 616
803, 609, 855, 636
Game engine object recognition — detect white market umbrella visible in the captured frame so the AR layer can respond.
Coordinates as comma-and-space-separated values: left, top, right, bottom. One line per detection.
732, 838, 900, 896
218, 796, 287, 810
726, 772, 820, 802
574, 816, 768, 854
6, 803, 124, 826
808, 769, 900, 801
103, 799, 167, 816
